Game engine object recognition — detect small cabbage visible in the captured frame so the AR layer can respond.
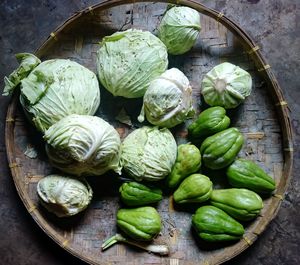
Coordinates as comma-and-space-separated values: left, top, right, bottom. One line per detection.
97, 29, 168, 98
158, 6, 201, 55
3, 54, 100, 132
201, 62, 252, 109
138, 68, 194, 128
120, 126, 177, 181
44, 114, 121, 176
37, 174, 93, 217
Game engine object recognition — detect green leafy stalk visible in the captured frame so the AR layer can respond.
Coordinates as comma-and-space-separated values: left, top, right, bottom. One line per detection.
101, 233, 169, 256
3, 53, 41, 96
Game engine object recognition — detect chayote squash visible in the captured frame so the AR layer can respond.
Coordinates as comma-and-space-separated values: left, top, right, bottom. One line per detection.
210, 188, 263, 221
200, 128, 244, 169
119, 182, 163, 206
192, 205, 244, 242
188, 106, 230, 139
166, 143, 201, 189
173, 174, 212, 204
117, 207, 161, 241
227, 159, 276, 194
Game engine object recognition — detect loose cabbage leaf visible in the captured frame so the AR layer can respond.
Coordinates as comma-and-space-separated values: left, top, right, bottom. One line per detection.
3, 53, 41, 95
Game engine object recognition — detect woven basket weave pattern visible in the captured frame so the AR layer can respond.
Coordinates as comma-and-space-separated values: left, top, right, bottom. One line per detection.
5, 1, 293, 264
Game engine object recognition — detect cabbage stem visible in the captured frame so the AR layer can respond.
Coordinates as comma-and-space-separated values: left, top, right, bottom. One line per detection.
101, 233, 170, 255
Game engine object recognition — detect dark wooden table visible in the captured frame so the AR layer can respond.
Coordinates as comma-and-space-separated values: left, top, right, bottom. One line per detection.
0, 1, 299, 264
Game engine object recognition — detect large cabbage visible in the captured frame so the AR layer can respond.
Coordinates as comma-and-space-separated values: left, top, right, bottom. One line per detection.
138, 68, 194, 128
120, 126, 177, 181
97, 29, 168, 98
44, 114, 121, 176
3, 54, 100, 132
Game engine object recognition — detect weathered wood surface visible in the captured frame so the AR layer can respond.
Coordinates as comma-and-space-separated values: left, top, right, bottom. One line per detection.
4, 1, 293, 265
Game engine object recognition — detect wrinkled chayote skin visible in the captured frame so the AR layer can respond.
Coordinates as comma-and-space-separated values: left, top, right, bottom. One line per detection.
117, 207, 161, 241
200, 127, 244, 169
211, 188, 263, 221
119, 182, 163, 206
201, 62, 252, 109
188, 106, 230, 139
227, 159, 276, 194
173, 174, 212, 204
166, 143, 201, 189
192, 205, 245, 242
138, 68, 194, 128
158, 6, 201, 55
37, 174, 93, 217
120, 126, 177, 182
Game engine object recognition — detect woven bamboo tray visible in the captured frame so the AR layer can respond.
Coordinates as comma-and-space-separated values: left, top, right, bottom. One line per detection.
5, 1, 293, 264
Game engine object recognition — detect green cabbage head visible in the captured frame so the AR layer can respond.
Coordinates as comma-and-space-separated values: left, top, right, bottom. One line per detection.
120, 126, 177, 181
138, 68, 194, 128
158, 6, 201, 55
97, 29, 168, 98
201, 62, 252, 109
3, 54, 100, 132
44, 114, 121, 176
37, 174, 93, 217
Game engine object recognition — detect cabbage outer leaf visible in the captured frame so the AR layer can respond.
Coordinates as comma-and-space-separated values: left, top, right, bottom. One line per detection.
3, 53, 41, 95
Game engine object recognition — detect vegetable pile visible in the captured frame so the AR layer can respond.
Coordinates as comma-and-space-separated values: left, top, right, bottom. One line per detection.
3, 4, 277, 258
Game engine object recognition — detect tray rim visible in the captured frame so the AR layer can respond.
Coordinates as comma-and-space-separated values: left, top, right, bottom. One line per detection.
5, 0, 294, 264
